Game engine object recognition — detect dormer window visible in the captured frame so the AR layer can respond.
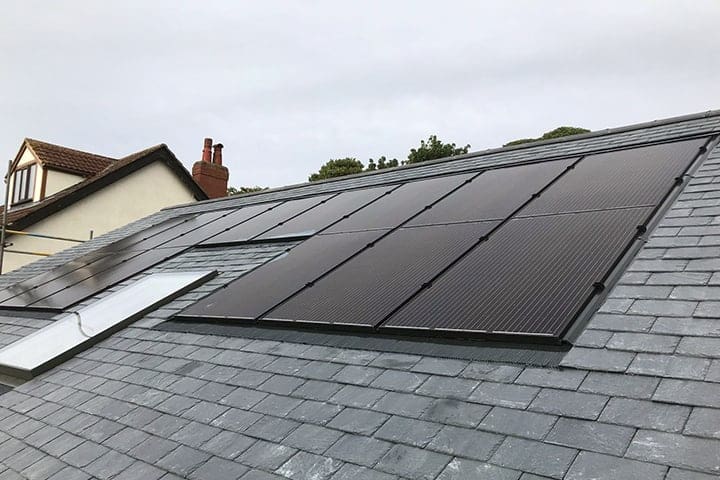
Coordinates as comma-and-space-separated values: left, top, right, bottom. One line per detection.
11, 164, 36, 205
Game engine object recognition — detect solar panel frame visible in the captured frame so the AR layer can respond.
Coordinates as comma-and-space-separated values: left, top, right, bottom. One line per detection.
381, 207, 654, 338
261, 221, 499, 328
519, 138, 706, 217
176, 229, 390, 321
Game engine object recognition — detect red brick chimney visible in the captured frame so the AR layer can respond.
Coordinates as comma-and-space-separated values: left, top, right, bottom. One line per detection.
192, 137, 229, 199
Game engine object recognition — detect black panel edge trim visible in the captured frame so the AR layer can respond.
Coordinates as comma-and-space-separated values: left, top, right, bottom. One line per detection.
155, 319, 569, 367
562, 134, 720, 343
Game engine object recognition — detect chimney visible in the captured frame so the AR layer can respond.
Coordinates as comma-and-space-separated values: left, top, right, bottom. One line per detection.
192, 137, 229, 199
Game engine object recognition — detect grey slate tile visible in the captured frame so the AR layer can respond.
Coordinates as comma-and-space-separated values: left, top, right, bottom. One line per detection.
220, 387, 268, 410
237, 440, 297, 470
478, 406, 556, 440
437, 458, 520, 480
628, 299, 697, 317
127, 436, 179, 463
684, 407, 720, 439
46, 466, 91, 480
332, 365, 383, 386
20, 455, 65, 480
201, 431, 255, 460
427, 425, 503, 461
587, 313, 655, 332
327, 407, 389, 435
490, 437, 577, 479
653, 379, 720, 407
599, 398, 690, 433
244, 415, 300, 443
369, 352, 421, 370
292, 380, 343, 401
375, 416, 442, 448
211, 407, 263, 432
565, 451, 666, 480
189, 456, 249, 480
113, 462, 166, 480
559, 347, 634, 372
331, 463, 397, 480
571, 329, 612, 348
252, 394, 303, 416
651, 316, 720, 337
283, 424, 343, 454
626, 430, 720, 474
61, 441, 109, 467
514, 368, 586, 390
676, 336, 720, 357
460, 362, 522, 382
84, 450, 135, 479
666, 467, 720, 480
421, 398, 491, 428
258, 375, 305, 395
411, 357, 468, 376
370, 370, 428, 392
157, 445, 212, 477
415, 376, 478, 399
544, 417, 634, 456
529, 389, 608, 420
286, 400, 344, 425
578, 372, 659, 399
606, 332, 680, 353
628, 353, 710, 380
330, 385, 386, 409
325, 434, 393, 467
469, 382, 539, 409
276, 451, 342, 480
170, 421, 222, 448
376, 444, 451, 480
372, 391, 433, 418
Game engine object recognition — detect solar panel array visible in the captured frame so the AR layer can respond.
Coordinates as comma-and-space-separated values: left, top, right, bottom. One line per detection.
0, 137, 708, 344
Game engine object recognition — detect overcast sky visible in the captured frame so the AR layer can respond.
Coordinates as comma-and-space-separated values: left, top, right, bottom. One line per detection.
1, 1, 719, 188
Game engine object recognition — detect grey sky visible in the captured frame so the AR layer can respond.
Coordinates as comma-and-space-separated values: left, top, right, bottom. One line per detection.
1, 1, 719, 188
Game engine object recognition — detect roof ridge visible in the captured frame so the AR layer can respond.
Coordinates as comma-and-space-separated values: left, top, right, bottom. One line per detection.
24, 138, 117, 162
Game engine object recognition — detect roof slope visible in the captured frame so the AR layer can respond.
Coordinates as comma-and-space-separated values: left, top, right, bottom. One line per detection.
0, 112, 719, 478
2, 143, 208, 230
24, 138, 115, 177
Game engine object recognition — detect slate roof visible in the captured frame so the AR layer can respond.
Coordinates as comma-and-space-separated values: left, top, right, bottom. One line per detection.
2, 142, 208, 230
1, 111, 720, 479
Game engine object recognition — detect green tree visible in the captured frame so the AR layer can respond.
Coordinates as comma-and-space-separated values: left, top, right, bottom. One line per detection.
504, 126, 590, 147
367, 156, 399, 171
309, 157, 365, 182
227, 186, 267, 196
406, 135, 471, 165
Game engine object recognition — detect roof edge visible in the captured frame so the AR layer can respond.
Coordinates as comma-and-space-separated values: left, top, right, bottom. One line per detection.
163, 108, 720, 212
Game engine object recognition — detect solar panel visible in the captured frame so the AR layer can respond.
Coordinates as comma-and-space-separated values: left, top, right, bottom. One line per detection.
5, 246, 188, 310
520, 139, 705, 216
176, 230, 388, 321
200, 195, 334, 245
255, 186, 395, 240
382, 207, 653, 337
406, 158, 574, 226
0, 271, 215, 379
103, 214, 196, 252
323, 173, 476, 234
262, 221, 498, 327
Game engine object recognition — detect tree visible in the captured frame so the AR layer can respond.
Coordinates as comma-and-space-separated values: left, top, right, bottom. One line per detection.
504, 126, 590, 147
406, 135, 471, 165
367, 156, 399, 171
309, 157, 364, 182
227, 186, 266, 196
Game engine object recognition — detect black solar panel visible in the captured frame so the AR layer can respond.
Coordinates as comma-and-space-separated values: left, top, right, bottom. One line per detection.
103, 215, 196, 252
256, 186, 395, 240
324, 173, 476, 234
406, 158, 574, 226
25, 246, 188, 310
201, 195, 334, 245
382, 207, 652, 337
177, 230, 388, 320
161, 203, 278, 248
520, 139, 705, 216
262, 221, 498, 327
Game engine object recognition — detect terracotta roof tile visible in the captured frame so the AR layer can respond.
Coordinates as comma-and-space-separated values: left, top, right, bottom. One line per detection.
25, 138, 115, 177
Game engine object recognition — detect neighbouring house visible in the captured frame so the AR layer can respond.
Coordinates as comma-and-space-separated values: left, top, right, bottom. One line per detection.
0, 111, 719, 479
0, 137, 230, 273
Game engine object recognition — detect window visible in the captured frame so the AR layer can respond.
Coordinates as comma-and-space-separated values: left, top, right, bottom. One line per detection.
11, 164, 37, 205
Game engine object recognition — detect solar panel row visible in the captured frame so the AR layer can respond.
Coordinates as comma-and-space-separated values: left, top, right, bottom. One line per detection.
176, 137, 708, 343
0, 137, 707, 345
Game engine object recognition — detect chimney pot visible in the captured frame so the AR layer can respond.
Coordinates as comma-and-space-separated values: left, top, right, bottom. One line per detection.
193, 138, 229, 199
212, 143, 224, 166
202, 138, 213, 163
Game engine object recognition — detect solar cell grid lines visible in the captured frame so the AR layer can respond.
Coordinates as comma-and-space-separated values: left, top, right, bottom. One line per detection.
177, 229, 389, 321
262, 221, 499, 327
382, 207, 653, 336
255, 186, 396, 240
406, 158, 575, 226
200, 194, 334, 245
519, 138, 706, 216
323, 172, 476, 234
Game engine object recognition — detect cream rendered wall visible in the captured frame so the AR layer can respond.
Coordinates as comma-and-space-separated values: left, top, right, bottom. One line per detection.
2, 161, 197, 273
43, 170, 84, 198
